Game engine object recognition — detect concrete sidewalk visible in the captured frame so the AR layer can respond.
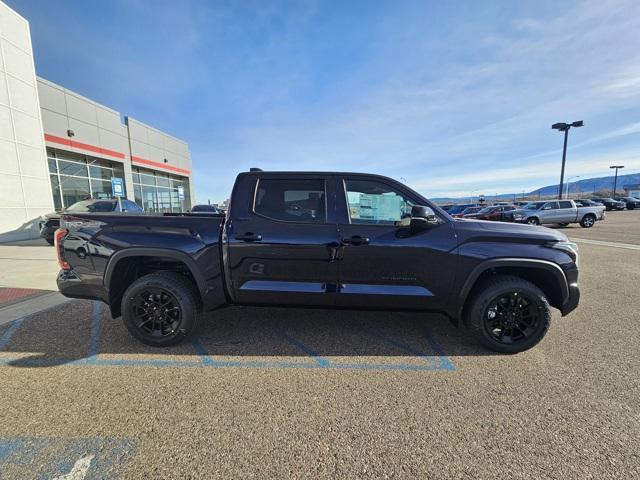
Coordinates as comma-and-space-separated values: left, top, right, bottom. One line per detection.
0, 238, 58, 290
0, 238, 69, 325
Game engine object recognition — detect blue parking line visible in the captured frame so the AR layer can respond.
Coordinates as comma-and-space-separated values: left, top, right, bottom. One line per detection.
0, 318, 24, 351
417, 324, 456, 371
190, 338, 218, 366
272, 329, 330, 367
86, 302, 102, 364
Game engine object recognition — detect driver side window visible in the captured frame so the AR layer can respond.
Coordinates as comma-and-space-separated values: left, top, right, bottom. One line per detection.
344, 179, 414, 225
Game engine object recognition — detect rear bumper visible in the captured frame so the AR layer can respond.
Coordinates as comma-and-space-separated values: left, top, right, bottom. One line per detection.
57, 269, 109, 303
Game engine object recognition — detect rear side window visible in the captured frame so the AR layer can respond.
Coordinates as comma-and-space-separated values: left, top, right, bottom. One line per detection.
253, 178, 326, 223
559, 201, 573, 208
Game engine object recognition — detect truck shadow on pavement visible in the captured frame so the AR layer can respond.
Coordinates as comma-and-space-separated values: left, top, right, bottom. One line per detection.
0, 300, 494, 371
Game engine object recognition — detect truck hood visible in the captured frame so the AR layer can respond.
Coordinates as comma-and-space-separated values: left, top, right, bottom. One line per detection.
453, 218, 568, 243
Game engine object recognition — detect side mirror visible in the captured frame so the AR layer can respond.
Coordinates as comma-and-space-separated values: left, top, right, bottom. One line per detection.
410, 205, 439, 230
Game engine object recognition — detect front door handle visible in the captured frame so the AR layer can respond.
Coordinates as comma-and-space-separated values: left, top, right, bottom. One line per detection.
341, 235, 370, 246
235, 232, 262, 242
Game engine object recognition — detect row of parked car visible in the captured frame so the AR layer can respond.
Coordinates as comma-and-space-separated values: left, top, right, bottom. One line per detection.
441, 196, 640, 228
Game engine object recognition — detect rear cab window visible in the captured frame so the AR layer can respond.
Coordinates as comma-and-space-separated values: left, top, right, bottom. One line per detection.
253, 178, 326, 223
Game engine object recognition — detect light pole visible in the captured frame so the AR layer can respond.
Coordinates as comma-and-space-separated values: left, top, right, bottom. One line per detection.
610, 165, 624, 197
565, 175, 580, 198
552, 121, 584, 199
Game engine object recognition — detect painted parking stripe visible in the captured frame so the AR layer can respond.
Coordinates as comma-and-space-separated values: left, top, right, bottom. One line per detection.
0, 301, 455, 372
571, 238, 640, 250
86, 302, 102, 364
0, 318, 24, 351
272, 329, 331, 367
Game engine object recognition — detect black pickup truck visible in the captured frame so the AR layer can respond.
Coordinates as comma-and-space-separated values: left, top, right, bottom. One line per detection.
56, 170, 580, 353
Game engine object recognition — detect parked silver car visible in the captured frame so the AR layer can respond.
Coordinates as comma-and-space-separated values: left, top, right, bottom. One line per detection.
512, 200, 605, 228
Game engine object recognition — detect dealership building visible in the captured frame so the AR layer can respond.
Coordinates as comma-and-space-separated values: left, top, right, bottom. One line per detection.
0, 2, 194, 242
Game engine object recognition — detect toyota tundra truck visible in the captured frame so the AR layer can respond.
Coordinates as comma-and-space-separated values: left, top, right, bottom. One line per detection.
55, 170, 580, 353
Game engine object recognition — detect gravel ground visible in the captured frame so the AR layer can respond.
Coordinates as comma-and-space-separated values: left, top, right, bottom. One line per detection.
0, 211, 638, 479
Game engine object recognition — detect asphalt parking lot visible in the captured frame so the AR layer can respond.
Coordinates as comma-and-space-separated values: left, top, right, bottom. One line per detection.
0, 211, 638, 478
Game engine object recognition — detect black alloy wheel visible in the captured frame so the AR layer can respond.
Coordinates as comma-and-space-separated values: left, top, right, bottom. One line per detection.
121, 271, 201, 347
465, 275, 551, 353
131, 288, 182, 338
483, 292, 540, 345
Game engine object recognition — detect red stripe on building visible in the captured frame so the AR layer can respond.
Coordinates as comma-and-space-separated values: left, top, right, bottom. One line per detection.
131, 155, 190, 176
44, 133, 126, 159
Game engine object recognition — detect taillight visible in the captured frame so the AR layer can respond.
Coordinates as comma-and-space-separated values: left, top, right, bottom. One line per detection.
54, 228, 71, 270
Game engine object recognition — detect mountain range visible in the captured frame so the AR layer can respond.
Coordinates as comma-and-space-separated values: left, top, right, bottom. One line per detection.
431, 173, 640, 203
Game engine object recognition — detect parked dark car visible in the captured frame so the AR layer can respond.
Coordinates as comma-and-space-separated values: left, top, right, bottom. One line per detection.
592, 198, 625, 211
614, 197, 640, 210
575, 199, 603, 207
451, 206, 483, 218
463, 205, 517, 221
56, 169, 580, 354
40, 198, 142, 245
189, 204, 223, 214
446, 204, 478, 216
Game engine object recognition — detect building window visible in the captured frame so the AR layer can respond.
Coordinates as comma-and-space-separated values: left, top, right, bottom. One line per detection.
47, 148, 126, 210
131, 167, 190, 213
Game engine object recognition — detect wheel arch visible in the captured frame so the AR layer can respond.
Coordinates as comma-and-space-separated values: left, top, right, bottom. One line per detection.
104, 248, 207, 318
458, 258, 569, 322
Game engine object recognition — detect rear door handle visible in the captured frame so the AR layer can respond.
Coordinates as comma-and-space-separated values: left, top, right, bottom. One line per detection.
341, 235, 370, 246
235, 232, 262, 242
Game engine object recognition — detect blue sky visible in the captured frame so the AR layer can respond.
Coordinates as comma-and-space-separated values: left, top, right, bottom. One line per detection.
10, 0, 640, 201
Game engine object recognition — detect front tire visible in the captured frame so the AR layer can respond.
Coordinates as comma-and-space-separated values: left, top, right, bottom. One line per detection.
526, 217, 540, 225
580, 214, 596, 228
121, 271, 201, 347
464, 275, 551, 353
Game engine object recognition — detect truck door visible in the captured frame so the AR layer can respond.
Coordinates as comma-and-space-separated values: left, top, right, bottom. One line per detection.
334, 176, 457, 310
557, 200, 575, 222
225, 174, 340, 306
541, 201, 560, 223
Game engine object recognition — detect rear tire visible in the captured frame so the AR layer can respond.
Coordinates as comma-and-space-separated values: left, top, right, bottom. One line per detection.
464, 275, 551, 354
580, 214, 596, 228
121, 271, 202, 347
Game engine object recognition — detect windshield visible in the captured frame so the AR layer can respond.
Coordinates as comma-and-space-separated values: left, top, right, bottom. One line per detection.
191, 205, 218, 212
524, 202, 545, 210
66, 200, 116, 212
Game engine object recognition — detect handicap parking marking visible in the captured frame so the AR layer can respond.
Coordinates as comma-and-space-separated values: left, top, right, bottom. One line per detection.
0, 301, 456, 372
0, 437, 135, 479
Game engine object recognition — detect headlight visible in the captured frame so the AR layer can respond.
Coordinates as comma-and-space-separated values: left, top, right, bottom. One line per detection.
549, 241, 579, 264
513, 214, 524, 220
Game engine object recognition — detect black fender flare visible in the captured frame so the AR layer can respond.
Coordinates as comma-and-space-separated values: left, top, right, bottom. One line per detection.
104, 247, 208, 297
457, 258, 569, 317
